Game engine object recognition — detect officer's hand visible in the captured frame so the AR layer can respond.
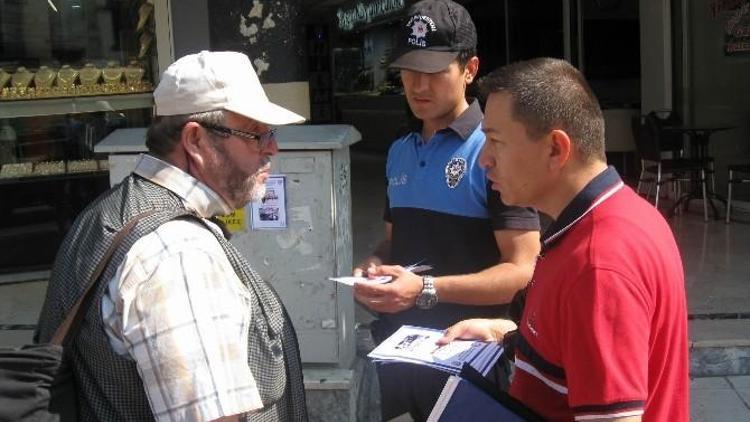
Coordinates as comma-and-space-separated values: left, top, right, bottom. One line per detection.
353, 265, 422, 313
352, 261, 377, 277
436, 318, 517, 345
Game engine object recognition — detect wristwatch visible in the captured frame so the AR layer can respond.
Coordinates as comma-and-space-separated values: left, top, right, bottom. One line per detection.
416, 275, 439, 309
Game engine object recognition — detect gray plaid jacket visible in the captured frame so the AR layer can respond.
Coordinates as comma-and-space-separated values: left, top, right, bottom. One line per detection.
36, 173, 307, 421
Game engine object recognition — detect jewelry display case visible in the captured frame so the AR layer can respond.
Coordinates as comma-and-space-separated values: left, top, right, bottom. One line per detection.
0, 0, 166, 274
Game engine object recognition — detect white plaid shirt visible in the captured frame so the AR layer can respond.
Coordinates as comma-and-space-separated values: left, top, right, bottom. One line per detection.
102, 154, 263, 421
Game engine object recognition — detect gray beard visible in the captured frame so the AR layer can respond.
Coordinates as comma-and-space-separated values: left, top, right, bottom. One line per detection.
211, 141, 270, 208
227, 163, 268, 207
249, 181, 267, 203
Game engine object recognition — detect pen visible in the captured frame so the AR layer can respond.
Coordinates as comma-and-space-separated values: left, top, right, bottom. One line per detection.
404, 261, 433, 274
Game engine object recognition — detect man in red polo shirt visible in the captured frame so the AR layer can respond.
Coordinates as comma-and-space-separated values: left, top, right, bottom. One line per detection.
439, 58, 689, 421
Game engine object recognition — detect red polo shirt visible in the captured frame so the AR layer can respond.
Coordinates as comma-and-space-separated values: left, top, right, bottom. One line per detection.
509, 167, 689, 421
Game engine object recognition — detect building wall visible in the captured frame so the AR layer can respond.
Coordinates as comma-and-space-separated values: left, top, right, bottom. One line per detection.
686, 0, 750, 197
207, 0, 306, 84
170, 0, 211, 59
640, 0, 672, 114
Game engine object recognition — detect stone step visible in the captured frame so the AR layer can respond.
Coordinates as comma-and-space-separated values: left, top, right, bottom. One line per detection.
304, 358, 380, 422
690, 319, 750, 377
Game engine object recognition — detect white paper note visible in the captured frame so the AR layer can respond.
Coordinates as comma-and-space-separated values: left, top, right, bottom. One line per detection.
328, 276, 392, 286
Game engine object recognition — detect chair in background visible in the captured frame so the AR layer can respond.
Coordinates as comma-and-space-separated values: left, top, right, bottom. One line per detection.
726, 164, 750, 224
648, 110, 716, 190
647, 110, 684, 157
632, 115, 709, 221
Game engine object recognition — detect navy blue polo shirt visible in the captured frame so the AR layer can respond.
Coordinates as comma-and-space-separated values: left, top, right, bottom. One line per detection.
377, 100, 540, 336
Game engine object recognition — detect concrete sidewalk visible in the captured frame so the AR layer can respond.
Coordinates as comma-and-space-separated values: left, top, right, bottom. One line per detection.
691, 376, 750, 421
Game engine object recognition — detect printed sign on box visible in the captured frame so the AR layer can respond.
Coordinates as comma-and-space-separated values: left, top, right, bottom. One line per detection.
251, 175, 288, 230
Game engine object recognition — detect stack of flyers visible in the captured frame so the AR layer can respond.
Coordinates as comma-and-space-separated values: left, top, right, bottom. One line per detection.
367, 325, 504, 376
329, 263, 433, 287
328, 275, 392, 286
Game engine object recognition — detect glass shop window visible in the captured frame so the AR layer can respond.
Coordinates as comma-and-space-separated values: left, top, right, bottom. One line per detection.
0, 0, 158, 274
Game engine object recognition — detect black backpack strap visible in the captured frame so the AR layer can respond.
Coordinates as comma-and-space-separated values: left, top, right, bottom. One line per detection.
50, 210, 158, 346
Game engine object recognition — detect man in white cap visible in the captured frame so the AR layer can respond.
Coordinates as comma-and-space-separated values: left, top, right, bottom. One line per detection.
36, 51, 308, 421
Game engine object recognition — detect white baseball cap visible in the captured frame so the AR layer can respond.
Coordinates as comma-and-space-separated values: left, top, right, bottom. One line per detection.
154, 51, 305, 125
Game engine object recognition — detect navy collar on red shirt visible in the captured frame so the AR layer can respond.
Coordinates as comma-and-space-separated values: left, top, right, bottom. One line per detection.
541, 166, 624, 252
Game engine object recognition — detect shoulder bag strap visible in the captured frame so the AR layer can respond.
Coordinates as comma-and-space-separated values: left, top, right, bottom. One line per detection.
49, 209, 158, 346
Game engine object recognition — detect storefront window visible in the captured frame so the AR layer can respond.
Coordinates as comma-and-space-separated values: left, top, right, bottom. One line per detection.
333, 47, 367, 94
0, 0, 158, 274
333, 24, 402, 96
330, 5, 407, 152
581, 0, 640, 108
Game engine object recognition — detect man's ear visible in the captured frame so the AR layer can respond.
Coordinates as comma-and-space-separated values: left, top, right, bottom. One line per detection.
548, 129, 573, 171
180, 121, 208, 168
464, 56, 479, 84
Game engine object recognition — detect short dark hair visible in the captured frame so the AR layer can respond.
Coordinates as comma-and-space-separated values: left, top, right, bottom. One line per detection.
456, 48, 477, 70
480, 58, 605, 162
145, 110, 226, 158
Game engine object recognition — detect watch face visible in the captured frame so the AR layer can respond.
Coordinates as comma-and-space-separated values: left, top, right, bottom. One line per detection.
416, 290, 438, 309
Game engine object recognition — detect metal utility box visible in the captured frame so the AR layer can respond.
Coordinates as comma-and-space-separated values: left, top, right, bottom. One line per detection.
95, 125, 361, 367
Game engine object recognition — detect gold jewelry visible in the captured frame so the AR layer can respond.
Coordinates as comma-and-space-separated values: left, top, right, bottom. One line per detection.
79, 63, 102, 86
11, 67, 34, 89
136, 2, 154, 32
57, 65, 78, 88
102, 61, 123, 84
124, 61, 145, 88
138, 31, 153, 59
0, 70, 10, 89
34, 66, 56, 89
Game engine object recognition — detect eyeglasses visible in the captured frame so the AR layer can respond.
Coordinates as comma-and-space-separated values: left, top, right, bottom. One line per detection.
200, 123, 276, 149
